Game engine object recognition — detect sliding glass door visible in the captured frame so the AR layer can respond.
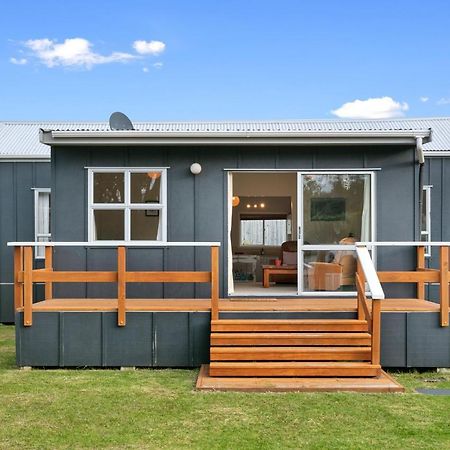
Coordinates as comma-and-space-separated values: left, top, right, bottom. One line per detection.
297, 172, 375, 295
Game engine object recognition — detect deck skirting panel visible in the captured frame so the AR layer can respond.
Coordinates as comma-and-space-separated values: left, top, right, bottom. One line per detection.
15, 310, 450, 368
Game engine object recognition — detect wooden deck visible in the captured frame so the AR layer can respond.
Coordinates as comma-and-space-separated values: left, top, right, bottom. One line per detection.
24, 297, 440, 313
196, 365, 404, 393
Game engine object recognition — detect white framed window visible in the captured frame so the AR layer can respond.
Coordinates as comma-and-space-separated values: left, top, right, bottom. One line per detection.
240, 217, 288, 246
88, 168, 167, 242
421, 185, 432, 257
34, 188, 51, 259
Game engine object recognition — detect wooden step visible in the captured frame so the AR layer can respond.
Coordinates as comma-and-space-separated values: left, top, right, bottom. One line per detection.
211, 319, 369, 332
210, 346, 371, 361
209, 361, 381, 377
210, 332, 372, 346
197, 365, 404, 392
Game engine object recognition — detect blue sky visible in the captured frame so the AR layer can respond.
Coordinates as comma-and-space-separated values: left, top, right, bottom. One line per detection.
1, 0, 450, 121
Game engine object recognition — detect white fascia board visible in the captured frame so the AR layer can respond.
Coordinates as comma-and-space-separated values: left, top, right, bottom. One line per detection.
40, 129, 432, 147
0, 155, 50, 161
424, 151, 450, 157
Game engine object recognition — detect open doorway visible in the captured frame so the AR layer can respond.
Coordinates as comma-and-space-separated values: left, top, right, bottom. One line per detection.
228, 172, 298, 296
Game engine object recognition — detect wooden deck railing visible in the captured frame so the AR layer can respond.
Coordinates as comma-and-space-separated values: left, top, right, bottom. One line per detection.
10, 242, 220, 327
357, 242, 450, 327
355, 246, 384, 366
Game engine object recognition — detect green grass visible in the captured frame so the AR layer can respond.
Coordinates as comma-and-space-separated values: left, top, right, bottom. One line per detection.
1, 325, 450, 449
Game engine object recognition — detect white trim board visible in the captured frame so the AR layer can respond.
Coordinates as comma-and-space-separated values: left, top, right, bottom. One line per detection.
223, 168, 382, 172
7, 241, 221, 247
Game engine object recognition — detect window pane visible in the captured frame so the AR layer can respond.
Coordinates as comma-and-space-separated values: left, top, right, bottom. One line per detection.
131, 209, 160, 240
37, 192, 51, 234
303, 174, 370, 245
94, 210, 124, 240
240, 220, 263, 246
303, 249, 357, 292
131, 172, 161, 204
94, 173, 124, 203
36, 236, 50, 258
421, 188, 429, 240
264, 220, 287, 246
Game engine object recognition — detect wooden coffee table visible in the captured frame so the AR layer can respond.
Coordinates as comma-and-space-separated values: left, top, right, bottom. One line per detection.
262, 265, 297, 288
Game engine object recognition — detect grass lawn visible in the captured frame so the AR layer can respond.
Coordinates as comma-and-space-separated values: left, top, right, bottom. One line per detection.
1, 324, 450, 449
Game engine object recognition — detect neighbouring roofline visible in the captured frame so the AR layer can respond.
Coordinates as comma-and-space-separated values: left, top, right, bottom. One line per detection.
40, 129, 432, 147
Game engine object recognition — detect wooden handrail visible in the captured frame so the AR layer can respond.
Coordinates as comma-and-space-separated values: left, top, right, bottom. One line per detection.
14, 243, 221, 327
378, 271, 440, 283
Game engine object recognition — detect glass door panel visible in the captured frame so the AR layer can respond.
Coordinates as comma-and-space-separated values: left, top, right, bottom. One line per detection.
298, 173, 373, 295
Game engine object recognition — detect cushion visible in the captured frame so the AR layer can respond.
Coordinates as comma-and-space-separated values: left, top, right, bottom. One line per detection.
282, 251, 297, 266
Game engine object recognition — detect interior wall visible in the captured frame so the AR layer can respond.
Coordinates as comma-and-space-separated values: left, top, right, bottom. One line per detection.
232, 172, 297, 255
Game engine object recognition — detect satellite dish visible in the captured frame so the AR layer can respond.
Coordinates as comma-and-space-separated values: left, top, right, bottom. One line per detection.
109, 112, 135, 130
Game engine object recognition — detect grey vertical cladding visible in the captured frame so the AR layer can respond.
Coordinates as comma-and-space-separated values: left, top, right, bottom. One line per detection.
126, 247, 164, 298
50, 144, 421, 299
103, 312, 153, 367
166, 149, 195, 298
15, 163, 34, 241
424, 157, 450, 270
0, 164, 15, 283
86, 248, 117, 298
53, 246, 87, 298
407, 313, 450, 367
14, 310, 450, 368
16, 312, 60, 367
52, 149, 89, 242
441, 159, 450, 241
16, 311, 210, 367
153, 312, 190, 366
0, 161, 51, 323
380, 313, 407, 367
61, 312, 103, 366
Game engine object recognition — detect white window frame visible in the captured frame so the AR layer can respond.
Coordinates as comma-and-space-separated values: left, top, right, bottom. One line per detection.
88, 168, 167, 242
421, 185, 432, 258
34, 188, 51, 259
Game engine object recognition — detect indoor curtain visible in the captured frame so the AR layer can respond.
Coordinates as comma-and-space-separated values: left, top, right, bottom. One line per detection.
227, 173, 234, 294
360, 176, 371, 242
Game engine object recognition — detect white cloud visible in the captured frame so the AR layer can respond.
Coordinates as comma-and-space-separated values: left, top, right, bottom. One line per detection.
437, 97, 450, 105
142, 67, 149, 73
24, 38, 137, 69
10, 57, 27, 65
133, 40, 166, 55
420, 96, 429, 103
332, 96, 409, 119
153, 62, 163, 69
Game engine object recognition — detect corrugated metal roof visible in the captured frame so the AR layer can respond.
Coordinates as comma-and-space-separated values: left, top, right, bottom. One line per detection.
1, 117, 450, 158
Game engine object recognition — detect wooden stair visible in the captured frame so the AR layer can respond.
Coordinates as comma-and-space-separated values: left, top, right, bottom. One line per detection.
209, 318, 381, 378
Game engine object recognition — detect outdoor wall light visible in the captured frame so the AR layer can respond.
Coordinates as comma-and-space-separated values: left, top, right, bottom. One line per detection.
190, 163, 202, 175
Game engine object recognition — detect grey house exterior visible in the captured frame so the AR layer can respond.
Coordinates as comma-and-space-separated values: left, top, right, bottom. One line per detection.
0, 122, 51, 322
4, 118, 450, 371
